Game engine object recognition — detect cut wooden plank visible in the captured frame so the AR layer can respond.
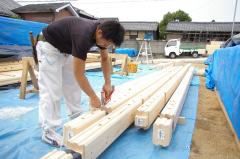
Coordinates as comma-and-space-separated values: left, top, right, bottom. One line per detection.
0, 60, 22, 72
161, 67, 194, 129
63, 109, 106, 147
152, 117, 173, 146
153, 67, 194, 147
135, 64, 191, 129
66, 66, 187, 159
40, 149, 73, 159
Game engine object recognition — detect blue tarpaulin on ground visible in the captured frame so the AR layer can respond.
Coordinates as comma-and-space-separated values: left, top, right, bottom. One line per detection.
0, 65, 200, 159
0, 16, 47, 46
115, 48, 138, 57
205, 45, 240, 140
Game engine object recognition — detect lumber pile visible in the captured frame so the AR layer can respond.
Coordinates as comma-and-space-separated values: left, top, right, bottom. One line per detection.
0, 60, 22, 72
86, 53, 101, 63
206, 41, 223, 55
135, 64, 190, 129
42, 64, 195, 159
152, 67, 194, 147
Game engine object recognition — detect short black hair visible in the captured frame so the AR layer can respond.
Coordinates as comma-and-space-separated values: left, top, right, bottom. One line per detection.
98, 21, 125, 46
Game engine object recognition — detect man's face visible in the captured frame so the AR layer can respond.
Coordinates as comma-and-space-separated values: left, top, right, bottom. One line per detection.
95, 29, 113, 49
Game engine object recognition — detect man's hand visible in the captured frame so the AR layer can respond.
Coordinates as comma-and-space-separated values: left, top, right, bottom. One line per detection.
90, 96, 101, 108
102, 83, 113, 99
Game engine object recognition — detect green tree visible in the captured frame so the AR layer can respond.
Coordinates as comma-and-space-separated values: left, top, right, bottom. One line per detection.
159, 10, 192, 40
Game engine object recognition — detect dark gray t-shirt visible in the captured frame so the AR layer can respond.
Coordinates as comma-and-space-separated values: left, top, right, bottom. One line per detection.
42, 17, 100, 60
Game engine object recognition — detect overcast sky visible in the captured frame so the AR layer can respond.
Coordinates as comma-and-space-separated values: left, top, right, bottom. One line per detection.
16, 0, 240, 22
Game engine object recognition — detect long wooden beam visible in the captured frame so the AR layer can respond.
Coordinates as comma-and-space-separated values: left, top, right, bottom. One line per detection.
152, 67, 194, 147
63, 67, 180, 147
66, 66, 186, 159
63, 110, 106, 147
135, 64, 191, 129
104, 66, 181, 112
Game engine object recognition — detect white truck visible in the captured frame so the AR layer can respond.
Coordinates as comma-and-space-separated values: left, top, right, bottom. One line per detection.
164, 39, 207, 58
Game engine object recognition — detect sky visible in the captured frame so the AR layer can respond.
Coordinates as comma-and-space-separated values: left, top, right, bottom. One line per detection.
16, 0, 240, 22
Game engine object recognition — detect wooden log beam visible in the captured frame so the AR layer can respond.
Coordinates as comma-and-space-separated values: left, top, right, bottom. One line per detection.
152, 67, 194, 147
66, 66, 186, 159
63, 110, 106, 147
104, 66, 182, 112
135, 64, 191, 129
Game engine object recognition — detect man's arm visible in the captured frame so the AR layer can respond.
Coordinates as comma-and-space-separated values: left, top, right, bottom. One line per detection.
73, 57, 101, 108
100, 49, 112, 97
100, 49, 111, 85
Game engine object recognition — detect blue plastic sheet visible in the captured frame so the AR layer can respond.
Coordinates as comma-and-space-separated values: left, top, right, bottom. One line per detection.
0, 65, 200, 159
115, 48, 138, 57
0, 16, 47, 46
205, 45, 240, 140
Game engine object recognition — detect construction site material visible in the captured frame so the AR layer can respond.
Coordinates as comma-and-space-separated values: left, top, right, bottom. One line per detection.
0, 60, 22, 72
65, 65, 190, 159
135, 64, 190, 129
110, 53, 129, 75
127, 62, 138, 73
63, 110, 106, 147
206, 41, 223, 55
104, 66, 180, 113
63, 67, 177, 147
152, 58, 207, 64
86, 53, 101, 63
19, 57, 38, 99
153, 67, 194, 147
40, 149, 81, 159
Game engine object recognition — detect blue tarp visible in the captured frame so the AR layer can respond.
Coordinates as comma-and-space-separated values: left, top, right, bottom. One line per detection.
0, 65, 200, 159
115, 48, 138, 57
0, 16, 47, 46
205, 45, 240, 140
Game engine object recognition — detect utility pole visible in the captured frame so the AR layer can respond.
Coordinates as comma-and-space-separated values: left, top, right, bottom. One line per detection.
231, 0, 239, 38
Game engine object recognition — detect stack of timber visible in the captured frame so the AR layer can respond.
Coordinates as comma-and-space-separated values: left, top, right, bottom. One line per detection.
42, 64, 195, 159
0, 60, 34, 86
86, 53, 101, 63
135, 64, 191, 129
63, 66, 180, 147
206, 41, 223, 55
152, 67, 194, 147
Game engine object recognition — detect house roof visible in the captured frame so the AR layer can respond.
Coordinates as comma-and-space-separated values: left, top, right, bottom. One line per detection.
0, 0, 21, 17
12, 3, 97, 19
73, 7, 97, 20
167, 21, 240, 33
120, 21, 159, 31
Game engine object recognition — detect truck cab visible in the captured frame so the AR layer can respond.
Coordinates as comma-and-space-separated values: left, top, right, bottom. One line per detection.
164, 39, 181, 58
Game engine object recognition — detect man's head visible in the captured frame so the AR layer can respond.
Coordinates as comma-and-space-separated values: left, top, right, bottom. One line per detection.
95, 20, 125, 49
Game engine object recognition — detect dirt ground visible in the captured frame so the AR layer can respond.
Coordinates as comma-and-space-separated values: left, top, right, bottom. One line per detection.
190, 64, 240, 159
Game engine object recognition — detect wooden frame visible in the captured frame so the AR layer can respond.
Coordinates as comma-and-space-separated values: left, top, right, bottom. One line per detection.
19, 57, 39, 99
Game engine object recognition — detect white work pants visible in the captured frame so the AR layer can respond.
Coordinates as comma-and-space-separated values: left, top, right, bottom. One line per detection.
36, 41, 82, 130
